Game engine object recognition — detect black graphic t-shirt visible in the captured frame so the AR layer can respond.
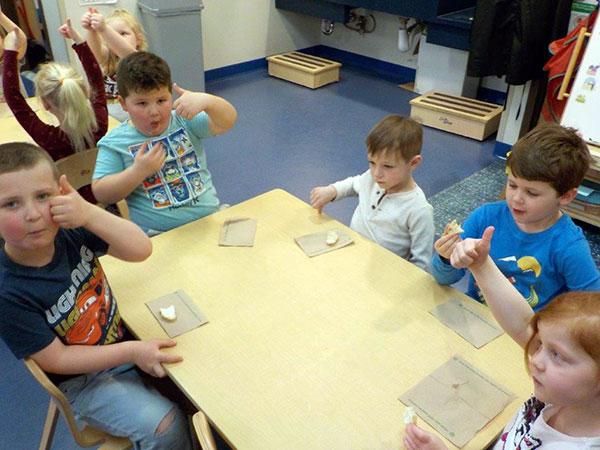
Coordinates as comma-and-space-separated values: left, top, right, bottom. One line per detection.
0, 228, 128, 381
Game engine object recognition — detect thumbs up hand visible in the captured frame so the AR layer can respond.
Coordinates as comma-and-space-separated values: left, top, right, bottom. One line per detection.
450, 226, 495, 269
50, 175, 94, 229
172, 82, 211, 120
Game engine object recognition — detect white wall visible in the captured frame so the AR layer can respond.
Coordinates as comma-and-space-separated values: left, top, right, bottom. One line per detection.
201, 0, 320, 70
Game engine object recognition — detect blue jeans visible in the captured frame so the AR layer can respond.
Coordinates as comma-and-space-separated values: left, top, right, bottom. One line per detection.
59, 364, 192, 450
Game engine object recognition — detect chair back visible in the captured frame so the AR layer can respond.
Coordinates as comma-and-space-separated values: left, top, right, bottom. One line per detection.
55, 148, 129, 219
192, 411, 217, 450
55, 148, 98, 191
23, 357, 132, 450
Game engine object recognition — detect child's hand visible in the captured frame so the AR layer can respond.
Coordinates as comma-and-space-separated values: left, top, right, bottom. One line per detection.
80, 7, 96, 30
404, 423, 448, 450
89, 10, 106, 32
434, 231, 461, 260
172, 83, 210, 120
3, 27, 25, 53
133, 339, 183, 378
310, 185, 336, 213
50, 175, 94, 228
132, 141, 166, 179
58, 18, 83, 43
450, 226, 494, 269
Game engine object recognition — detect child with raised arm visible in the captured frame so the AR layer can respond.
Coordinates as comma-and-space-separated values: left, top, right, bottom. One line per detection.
92, 51, 237, 235
0, 142, 193, 449
0, 6, 27, 102
310, 115, 434, 270
82, 8, 147, 100
432, 124, 600, 310
405, 227, 600, 450
2, 20, 108, 204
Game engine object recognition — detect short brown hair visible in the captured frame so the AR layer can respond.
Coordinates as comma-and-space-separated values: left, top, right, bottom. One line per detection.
507, 124, 590, 195
0, 142, 58, 180
365, 115, 423, 161
116, 51, 172, 98
525, 291, 600, 369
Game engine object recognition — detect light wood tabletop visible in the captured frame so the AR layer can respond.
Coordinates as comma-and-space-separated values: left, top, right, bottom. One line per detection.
101, 189, 531, 450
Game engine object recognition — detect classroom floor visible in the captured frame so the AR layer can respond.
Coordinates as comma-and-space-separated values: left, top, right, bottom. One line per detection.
0, 66, 499, 449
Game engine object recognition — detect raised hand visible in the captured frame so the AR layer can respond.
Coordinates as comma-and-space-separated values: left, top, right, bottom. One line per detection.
58, 18, 83, 43
3, 27, 25, 53
132, 339, 183, 377
404, 423, 448, 450
172, 83, 211, 120
89, 10, 107, 32
450, 226, 494, 269
132, 141, 166, 179
310, 185, 337, 213
50, 175, 93, 229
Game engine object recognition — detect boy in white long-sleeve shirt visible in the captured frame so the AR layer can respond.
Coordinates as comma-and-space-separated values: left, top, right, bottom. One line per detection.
310, 115, 434, 270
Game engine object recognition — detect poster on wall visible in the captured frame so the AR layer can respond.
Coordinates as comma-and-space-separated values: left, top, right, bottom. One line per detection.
561, 17, 600, 146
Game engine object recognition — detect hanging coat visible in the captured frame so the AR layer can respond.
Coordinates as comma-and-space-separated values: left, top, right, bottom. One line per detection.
467, 0, 572, 84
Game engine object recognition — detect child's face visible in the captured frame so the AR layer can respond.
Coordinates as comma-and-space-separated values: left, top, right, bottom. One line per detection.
368, 150, 420, 194
505, 175, 574, 233
528, 321, 600, 408
119, 86, 173, 137
0, 161, 60, 264
108, 18, 140, 49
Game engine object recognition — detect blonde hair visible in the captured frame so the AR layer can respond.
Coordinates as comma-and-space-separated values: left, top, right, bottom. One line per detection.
525, 291, 600, 369
35, 62, 97, 152
103, 9, 147, 76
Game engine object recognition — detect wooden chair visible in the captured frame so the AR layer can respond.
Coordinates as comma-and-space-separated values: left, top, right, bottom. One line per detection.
192, 411, 217, 450
23, 357, 132, 450
56, 148, 129, 219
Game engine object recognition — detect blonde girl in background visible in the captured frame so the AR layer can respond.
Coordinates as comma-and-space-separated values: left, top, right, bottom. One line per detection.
404, 227, 600, 450
82, 8, 147, 99
2, 19, 108, 202
0, 7, 27, 102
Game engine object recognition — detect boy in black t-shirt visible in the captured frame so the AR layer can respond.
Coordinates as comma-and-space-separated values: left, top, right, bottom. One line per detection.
0, 142, 192, 449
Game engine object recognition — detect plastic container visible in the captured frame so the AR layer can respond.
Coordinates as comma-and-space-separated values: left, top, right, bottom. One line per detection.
137, 0, 205, 92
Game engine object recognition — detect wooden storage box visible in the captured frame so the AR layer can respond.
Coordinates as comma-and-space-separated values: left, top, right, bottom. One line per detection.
266, 52, 341, 89
410, 91, 504, 141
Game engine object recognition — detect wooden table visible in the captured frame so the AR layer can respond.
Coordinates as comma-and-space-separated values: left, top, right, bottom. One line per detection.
101, 189, 531, 450
0, 98, 120, 144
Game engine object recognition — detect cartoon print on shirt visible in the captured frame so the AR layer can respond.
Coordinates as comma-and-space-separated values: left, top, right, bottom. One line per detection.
477, 255, 542, 309
162, 160, 183, 183
148, 185, 172, 208
44, 247, 124, 345
499, 398, 544, 450
169, 128, 194, 156
132, 127, 205, 210
187, 172, 204, 195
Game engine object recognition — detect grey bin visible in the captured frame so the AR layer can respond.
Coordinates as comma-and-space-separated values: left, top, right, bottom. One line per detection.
137, 0, 205, 92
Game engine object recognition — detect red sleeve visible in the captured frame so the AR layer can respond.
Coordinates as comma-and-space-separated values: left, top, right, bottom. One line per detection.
73, 42, 108, 143
2, 50, 73, 160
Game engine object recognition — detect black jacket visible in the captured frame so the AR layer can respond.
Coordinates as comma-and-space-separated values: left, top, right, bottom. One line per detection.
467, 0, 572, 84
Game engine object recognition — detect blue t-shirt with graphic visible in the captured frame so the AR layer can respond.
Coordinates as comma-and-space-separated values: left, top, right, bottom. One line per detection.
431, 201, 600, 311
0, 228, 126, 359
94, 111, 219, 233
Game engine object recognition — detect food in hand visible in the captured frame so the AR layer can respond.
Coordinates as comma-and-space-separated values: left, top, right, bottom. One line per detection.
443, 219, 464, 236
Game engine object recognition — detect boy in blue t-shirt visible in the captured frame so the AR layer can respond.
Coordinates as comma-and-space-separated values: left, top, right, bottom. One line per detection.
432, 124, 600, 311
92, 51, 237, 234
0, 142, 192, 448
